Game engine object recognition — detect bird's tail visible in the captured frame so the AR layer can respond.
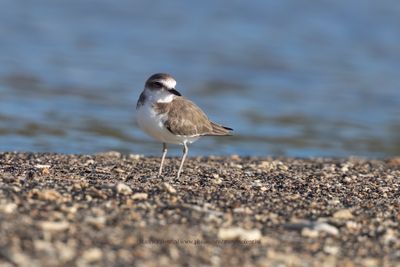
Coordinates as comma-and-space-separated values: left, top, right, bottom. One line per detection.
207, 122, 233, 136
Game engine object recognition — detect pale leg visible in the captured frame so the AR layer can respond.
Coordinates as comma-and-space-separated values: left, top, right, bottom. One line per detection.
177, 142, 188, 179
158, 143, 167, 176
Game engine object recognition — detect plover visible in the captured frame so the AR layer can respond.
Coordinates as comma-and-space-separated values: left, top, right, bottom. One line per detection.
136, 73, 233, 178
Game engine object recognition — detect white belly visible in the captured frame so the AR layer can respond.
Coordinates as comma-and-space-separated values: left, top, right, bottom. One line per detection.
136, 103, 199, 145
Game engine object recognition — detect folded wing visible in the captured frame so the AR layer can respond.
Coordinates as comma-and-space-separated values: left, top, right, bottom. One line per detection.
154, 97, 232, 137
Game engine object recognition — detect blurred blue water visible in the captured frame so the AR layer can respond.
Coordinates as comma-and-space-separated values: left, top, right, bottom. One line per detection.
0, 0, 399, 157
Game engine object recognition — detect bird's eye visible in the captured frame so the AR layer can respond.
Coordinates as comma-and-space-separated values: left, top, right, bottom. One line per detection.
153, 82, 163, 88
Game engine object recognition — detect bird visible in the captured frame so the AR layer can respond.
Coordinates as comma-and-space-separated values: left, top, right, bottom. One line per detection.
136, 73, 233, 179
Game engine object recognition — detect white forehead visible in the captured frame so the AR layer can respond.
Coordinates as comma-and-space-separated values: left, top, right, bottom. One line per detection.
160, 78, 176, 89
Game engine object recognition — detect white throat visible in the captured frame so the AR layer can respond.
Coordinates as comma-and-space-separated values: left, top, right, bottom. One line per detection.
144, 88, 175, 103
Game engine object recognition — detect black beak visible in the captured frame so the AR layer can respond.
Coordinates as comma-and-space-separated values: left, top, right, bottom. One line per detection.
169, 88, 182, 96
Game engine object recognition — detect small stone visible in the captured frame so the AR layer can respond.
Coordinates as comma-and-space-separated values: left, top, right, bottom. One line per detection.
30, 189, 63, 202
329, 198, 341, 205
258, 161, 269, 170
346, 221, 360, 230
113, 168, 125, 173
86, 187, 107, 199
324, 245, 340, 255
301, 228, 319, 238
229, 162, 243, 169
314, 222, 339, 236
333, 209, 353, 220
230, 154, 240, 161
35, 164, 51, 169
56, 241, 76, 262
233, 207, 253, 215
0, 203, 17, 214
362, 258, 380, 267
98, 151, 121, 157
115, 183, 132, 195
34, 240, 54, 253
260, 186, 267, 192
277, 164, 288, 171
218, 227, 262, 241
35, 164, 51, 175
342, 176, 352, 183
85, 216, 106, 228
290, 219, 339, 237
213, 177, 223, 184
82, 248, 102, 262
41, 167, 50, 175
378, 187, 390, 193
62, 204, 79, 215
129, 154, 142, 160
131, 193, 148, 200
162, 182, 177, 194
40, 221, 70, 232
252, 179, 262, 187
341, 164, 350, 172
383, 228, 397, 244
84, 159, 95, 166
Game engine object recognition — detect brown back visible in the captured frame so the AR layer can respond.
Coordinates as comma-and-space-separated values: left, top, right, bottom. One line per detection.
154, 97, 232, 136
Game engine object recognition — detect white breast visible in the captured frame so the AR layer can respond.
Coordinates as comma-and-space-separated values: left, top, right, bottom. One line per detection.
136, 88, 200, 145
136, 101, 199, 145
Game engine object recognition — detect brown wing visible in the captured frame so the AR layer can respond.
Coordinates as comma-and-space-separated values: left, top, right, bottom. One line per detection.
154, 97, 232, 136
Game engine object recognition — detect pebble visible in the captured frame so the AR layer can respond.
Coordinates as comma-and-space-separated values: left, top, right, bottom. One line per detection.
0, 202, 17, 213
129, 154, 142, 160
346, 221, 360, 230
41, 167, 50, 175
342, 176, 352, 183
230, 154, 240, 161
97, 151, 121, 158
34, 164, 51, 169
81, 248, 103, 262
213, 177, 223, 184
292, 220, 339, 237
39, 221, 70, 232
301, 228, 319, 238
84, 159, 95, 166
115, 183, 132, 195
131, 193, 148, 200
85, 216, 106, 228
314, 222, 339, 236
382, 228, 397, 244
333, 209, 353, 220
113, 168, 125, 173
162, 182, 177, 194
30, 189, 63, 202
218, 227, 262, 241
258, 161, 272, 170
35, 164, 51, 175
341, 164, 350, 172
260, 186, 267, 192
323, 245, 340, 255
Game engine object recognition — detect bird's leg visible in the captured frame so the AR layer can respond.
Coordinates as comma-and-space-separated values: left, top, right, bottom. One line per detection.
177, 142, 188, 179
158, 143, 167, 176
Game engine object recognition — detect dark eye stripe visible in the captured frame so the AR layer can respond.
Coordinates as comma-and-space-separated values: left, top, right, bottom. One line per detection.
153, 81, 163, 87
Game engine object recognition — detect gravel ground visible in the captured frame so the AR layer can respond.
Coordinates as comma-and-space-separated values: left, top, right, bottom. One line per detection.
0, 152, 399, 267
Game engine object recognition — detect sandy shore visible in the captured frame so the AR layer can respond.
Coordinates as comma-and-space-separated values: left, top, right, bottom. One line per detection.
0, 152, 399, 266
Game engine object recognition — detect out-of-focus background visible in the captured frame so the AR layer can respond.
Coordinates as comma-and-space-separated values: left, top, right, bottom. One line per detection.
0, 0, 399, 157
